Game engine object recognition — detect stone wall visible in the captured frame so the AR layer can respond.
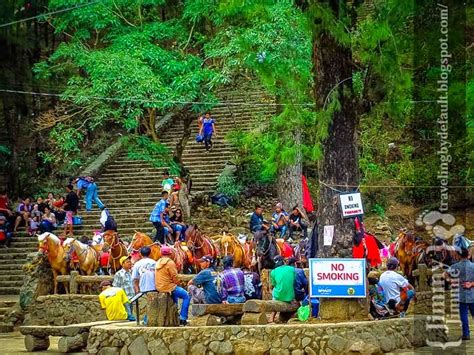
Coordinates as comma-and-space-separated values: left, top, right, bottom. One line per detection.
25, 294, 147, 326
25, 295, 106, 326
88, 318, 434, 355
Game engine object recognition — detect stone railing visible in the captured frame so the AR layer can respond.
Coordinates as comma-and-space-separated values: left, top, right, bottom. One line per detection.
79, 139, 123, 178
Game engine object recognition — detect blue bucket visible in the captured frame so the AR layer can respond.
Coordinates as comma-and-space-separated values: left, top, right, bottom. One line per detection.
311, 299, 320, 318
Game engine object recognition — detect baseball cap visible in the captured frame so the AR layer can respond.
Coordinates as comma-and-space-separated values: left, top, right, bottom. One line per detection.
197, 255, 213, 263
276, 203, 283, 209
161, 246, 172, 255
100, 280, 111, 288
119, 256, 131, 266
273, 255, 284, 266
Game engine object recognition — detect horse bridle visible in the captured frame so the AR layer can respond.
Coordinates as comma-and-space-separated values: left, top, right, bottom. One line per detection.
65, 241, 88, 261
128, 234, 161, 253
104, 233, 127, 261
256, 233, 273, 256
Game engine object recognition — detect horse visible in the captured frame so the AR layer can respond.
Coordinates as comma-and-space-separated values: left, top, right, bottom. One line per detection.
394, 230, 417, 283
102, 230, 128, 273
253, 230, 281, 272
128, 231, 161, 261
38, 232, 69, 294
220, 233, 253, 269
128, 232, 185, 272
63, 238, 99, 276
293, 237, 310, 268
185, 225, 219, 271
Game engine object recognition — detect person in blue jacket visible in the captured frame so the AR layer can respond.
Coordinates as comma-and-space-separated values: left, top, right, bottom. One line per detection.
75, 176, 105, 212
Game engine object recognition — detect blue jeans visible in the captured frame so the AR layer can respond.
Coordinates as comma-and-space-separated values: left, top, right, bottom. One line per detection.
39, 220, 55, 233
171, 286, 190, 321
85, 183, 104, 211
172, 224, 187, 241
272, 224, 288, 238
227, 295, 246, 304
459, 302, 474, 338
124, 302, 136, 321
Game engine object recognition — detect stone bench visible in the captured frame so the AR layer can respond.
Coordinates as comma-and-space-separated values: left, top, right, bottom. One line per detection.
20, 320, 120, 353
190, 303, 244, 325
242, 300, 299, 325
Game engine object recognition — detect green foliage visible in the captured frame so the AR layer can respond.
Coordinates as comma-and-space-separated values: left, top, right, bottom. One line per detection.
122, 135, 179, 174
371, 203, 386, 219
216, 172, 242, 202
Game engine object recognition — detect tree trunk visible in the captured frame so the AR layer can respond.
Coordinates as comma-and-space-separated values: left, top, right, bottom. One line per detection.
243, 300, 299, 313
148, 108, 159, 142
241, 312, 267, 325
191, 303, 244, 317
57, 333, 88, 353
312, 0, 359, 258
24, 335, 50, 352
189, 314, 219, 326
146, 292, 179, 326
276, 129, 303, 211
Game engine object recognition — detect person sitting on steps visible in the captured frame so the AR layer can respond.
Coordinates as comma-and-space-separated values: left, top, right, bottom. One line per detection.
288, 205, 308, 241
249, 205, 270, 233
170, 208, 187, 242
271, 203, 288, 238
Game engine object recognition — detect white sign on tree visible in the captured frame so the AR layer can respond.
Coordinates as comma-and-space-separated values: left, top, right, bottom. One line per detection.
339, 193, 364, 218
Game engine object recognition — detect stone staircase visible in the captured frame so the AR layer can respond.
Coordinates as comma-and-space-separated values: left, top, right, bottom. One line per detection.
77, 88, 275, 237
0, 86, 275, 297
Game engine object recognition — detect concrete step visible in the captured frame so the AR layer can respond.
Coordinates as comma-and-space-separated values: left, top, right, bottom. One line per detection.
0, 281, 24, 288
0, 301, 16, 308
0, 287, 21, 295
0, 275, 26, 282
0, 247, 36, 255
0, 308, 10, 316
0, 253, 28, 260
0, 263, 24, 272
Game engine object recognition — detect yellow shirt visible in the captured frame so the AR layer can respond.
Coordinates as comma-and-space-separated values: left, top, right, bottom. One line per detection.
98, 287, 128, 320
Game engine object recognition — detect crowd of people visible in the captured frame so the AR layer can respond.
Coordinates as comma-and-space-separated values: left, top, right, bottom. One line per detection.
149, 171, 191, 245
250, 203, 308, 241
99, 246, 311, 326
0, 176, 106, 247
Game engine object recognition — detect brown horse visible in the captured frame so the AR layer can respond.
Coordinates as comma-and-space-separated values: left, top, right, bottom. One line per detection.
185, 225, 219, 271
63, 238, 99, 276
128, 232, 186, 272
394, 230, 417, 283
129, 232, 161, 261
102, 230, 128, 273
220, 233, 252, 269
38, 232, 69, 294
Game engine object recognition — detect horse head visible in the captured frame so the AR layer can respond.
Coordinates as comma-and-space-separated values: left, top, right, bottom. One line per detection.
62, 238, 75, 262
103, 230, 118, 252
220, 233, 235, 256
253, 231, 271, 257
37, 232, 51, 255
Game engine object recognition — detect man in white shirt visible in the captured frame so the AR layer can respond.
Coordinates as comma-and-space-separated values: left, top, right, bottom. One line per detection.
131, 246, 156, 325
379, 257, 415, 315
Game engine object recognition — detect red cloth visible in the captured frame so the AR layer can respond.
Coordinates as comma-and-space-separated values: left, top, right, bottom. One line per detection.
280, 242, 294, 258
0, 196, 9, 211
352, 233, 382, 267
302, 175, 314, 213
100, 252, 109, 267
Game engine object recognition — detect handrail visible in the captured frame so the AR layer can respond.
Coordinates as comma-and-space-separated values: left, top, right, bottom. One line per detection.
129, 290, 157, 326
